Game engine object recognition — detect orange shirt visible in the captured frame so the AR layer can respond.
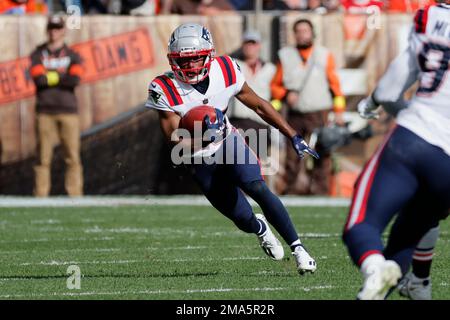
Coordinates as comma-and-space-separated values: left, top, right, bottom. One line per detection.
387, 0, 435, 12
0, 0, 41, 13
270, 46, 344, 111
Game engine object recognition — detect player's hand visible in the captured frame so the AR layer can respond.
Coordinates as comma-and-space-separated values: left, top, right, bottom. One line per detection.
203, 108, 226, 143
358, 96, 379, 119
291, 134, 320, 159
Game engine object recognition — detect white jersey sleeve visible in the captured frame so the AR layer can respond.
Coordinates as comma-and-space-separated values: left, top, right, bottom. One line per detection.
145, 79, 174, 113
372, 28, 420, 114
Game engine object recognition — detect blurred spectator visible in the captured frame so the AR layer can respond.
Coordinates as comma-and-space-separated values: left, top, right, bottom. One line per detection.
322, 0, 343, 11
387, 0, 435, 12
164, 0, 234, 14
0, 0, 47, 14
81, 0, 109, 13
60, 0, 83, 11
29, 16, 84, 197
35, 0, 47, 12
229, 31, 276, 133
307, 0, 327, 13
51, 0, 83, 13
237, 0, 291, 10
227, 0, 247, 9
56, 0, 161, 15
341, 0, 384, 13
121, 0, 160, 15
283, 0, 308, 9
250, 0, 291, 10
271, 19, 346, 195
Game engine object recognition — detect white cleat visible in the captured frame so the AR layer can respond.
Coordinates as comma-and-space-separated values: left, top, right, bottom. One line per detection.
292, 245, 317, 275
255, 214, 284, 261
357, 260, 402, 300
398, 272, 432, 300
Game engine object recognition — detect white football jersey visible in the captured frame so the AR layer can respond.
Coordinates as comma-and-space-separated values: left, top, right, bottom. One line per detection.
373, 4, 450, 156
145, 55, 246, 157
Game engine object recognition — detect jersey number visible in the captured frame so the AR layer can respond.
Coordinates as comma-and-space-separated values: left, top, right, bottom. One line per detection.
417, 43, 450, 95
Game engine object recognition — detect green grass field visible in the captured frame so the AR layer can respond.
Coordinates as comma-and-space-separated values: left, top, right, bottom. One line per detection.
0, 204, 448, 300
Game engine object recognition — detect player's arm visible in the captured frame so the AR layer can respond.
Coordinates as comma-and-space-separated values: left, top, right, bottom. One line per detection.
157, 110, 194, 148
157, 109, 203, 151
374, 45, 419, 106
236, 82, 318, 159
359, 29, 420, 118
147, 81, 195, 148
58, 51, 83, 89
236, 82, 296, 138
29, 50, 49, 89
157, 109, 180, 143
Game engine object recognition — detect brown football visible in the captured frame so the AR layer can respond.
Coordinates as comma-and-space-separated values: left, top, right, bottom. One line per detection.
179, 105, 217, 135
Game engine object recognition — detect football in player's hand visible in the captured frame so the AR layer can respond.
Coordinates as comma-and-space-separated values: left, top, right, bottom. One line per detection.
179, 105, 217, 135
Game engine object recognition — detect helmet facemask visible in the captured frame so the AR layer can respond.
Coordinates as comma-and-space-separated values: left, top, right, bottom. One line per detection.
168, 49, 215, 84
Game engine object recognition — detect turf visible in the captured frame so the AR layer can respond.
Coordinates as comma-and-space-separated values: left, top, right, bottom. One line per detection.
0, 205, 448, 300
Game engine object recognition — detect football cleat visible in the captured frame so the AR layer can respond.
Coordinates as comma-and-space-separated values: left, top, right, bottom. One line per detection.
398, 272, 432, 300
357, 260, 402, 300
292, 244, 317, 275
255, 214, 284, 261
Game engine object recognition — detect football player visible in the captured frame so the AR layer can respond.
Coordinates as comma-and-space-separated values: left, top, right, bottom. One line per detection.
343, 1, 450, 300
146, 23, 319, 274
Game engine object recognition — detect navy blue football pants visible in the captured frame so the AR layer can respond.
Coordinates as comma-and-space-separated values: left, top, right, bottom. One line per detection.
343, 125, 450, 273
192, 130, 299, 246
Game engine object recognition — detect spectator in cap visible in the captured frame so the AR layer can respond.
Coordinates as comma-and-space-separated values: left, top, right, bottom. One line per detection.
29, 15, 84, 197
228, 30, 277, 160
163, 0, 235, 15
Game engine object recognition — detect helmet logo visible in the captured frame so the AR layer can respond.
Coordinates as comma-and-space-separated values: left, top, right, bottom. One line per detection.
169, 33, 176, 45
201, 27, 212, 44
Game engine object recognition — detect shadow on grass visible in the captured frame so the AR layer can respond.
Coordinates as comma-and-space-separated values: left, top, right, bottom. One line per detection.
0, 271, 220, 280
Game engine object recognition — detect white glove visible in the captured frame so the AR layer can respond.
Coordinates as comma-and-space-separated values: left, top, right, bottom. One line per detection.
357, 96, 379, 119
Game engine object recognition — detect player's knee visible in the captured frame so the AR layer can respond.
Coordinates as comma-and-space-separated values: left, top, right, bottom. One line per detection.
242, 180, 269, 198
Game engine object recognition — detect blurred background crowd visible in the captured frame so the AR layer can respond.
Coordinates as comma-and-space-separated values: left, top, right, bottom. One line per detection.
0, 0, 434, 197
0, 0, 437, 15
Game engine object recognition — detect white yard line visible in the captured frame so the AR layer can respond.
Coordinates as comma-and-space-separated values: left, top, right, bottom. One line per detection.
18, 259, 142, 266
0, 231, 339, 245
0, 236, 115, 244
0, 196, 350, 208
0, 245, 335, 257
16, 256, 267, 266
0, 245, 211, 255
0, 285, 335, 298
